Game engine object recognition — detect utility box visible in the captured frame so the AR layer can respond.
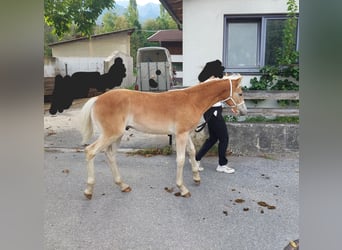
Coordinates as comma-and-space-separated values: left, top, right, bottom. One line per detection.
136, 47, 174, 91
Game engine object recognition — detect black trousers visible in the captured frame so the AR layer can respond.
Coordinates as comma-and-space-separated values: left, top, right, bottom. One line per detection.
195, 111, 229, 166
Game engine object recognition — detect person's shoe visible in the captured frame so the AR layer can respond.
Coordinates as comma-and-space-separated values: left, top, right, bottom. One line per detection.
216, 164, 235, 174
189, 159, 204, 171
197, 161, 204, 171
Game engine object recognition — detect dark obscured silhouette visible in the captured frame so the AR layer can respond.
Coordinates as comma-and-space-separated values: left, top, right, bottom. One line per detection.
49, 57, 126, 115
198, 59, 225, 82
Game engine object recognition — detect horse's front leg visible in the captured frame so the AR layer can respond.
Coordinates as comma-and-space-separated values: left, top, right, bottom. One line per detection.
175, 132, 191, 197
187, 136, 201, 184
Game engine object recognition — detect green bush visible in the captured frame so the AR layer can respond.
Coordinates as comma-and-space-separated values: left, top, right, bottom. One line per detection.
247, 0, 299, 107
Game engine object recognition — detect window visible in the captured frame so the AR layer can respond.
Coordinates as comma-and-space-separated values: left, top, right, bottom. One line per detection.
227, 21, 260, 69
223, 15, 299, 73
172, 62, 183, 72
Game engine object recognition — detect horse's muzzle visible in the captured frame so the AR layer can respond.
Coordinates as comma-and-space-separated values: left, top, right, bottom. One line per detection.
238, 103, 248, 116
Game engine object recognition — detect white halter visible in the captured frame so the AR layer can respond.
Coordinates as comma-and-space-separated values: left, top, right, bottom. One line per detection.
221, 78, 245, 108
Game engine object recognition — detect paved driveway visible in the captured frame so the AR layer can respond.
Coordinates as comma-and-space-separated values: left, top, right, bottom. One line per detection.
44, 102, 299, 250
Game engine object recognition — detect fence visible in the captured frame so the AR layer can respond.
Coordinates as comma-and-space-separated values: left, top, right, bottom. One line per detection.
223, 90, 299, 117
218, 90, 299, 155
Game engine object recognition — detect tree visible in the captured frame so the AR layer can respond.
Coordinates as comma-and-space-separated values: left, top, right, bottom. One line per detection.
126, 0, 139, 27
125, 0, 143, 64
100, 12, 130, 33
277, 0, 299, 66
114, 16, 130, 31
94, 12, 130, 35
44, 0, 114, 37
44, 23, 57, 56
141, 19, 160, 47
101, 12, 117, 33
156, 5, 177, 29
142, 19, 160, 31
45, 21, 80, 56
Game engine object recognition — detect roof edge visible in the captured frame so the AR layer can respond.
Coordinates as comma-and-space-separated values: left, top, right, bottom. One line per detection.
159, 0, 182, 28
49, 28, 135, 47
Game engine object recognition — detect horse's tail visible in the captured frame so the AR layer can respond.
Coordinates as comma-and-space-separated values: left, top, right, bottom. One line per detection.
79, 97, 98, 144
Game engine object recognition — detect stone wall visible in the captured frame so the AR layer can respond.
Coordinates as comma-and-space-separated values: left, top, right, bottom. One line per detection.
189, 123, 299, 156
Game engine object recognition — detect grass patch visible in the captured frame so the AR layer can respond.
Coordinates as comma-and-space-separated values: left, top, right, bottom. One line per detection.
127, 145, 173, 157
225, 115, 299, 124
245, 116, 299, 123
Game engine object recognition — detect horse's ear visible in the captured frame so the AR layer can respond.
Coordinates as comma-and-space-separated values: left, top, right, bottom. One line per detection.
232, 75, 242, 87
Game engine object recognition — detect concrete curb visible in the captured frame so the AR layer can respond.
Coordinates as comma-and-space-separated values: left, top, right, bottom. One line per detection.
188, 122, 299, 156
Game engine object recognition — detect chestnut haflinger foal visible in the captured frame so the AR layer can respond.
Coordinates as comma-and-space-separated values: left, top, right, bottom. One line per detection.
78, 74, 247, 199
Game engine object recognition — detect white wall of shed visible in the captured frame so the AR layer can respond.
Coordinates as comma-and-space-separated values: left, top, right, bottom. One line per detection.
44, 52, 134, 89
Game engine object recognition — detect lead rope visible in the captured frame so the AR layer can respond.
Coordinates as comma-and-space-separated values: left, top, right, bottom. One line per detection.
195, 122, 207, 132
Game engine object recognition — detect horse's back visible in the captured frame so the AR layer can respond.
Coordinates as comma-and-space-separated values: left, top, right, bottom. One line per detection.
92, 88, 197, 134
97, 88, 187, 107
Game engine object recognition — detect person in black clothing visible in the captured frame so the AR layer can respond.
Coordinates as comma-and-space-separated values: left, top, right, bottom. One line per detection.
194, 60, 235, 174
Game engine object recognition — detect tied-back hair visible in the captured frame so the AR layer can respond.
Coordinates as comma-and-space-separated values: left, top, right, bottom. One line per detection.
198, 59, 225, 82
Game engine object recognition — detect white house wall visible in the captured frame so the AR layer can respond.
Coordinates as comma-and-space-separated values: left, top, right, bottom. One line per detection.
183, 0, 299, 86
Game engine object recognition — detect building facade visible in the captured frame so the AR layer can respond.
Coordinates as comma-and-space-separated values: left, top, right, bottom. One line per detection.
160, 0, 299, 87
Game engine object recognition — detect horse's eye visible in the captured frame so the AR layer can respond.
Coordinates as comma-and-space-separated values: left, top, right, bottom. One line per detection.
239, 93, 243, 96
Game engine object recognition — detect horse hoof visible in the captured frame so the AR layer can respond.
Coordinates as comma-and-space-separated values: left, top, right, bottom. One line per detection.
122, 186, 132, 193
84, 193, 92, 200
194, 180, 201, 185
182, 192, 191, 198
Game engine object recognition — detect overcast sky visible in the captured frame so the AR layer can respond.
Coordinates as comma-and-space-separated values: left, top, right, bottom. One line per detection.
136, 0, 160, 5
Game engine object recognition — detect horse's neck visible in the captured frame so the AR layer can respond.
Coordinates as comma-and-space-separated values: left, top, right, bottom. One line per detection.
190, 80, 229, 112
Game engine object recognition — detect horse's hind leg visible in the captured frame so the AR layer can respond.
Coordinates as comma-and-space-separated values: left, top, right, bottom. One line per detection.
105, 140, 131, 193
187, 137, 201, 184
84, 136, 112, 199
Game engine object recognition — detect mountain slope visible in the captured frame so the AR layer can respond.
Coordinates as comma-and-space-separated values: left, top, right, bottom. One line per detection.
97, 1, 160, 24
